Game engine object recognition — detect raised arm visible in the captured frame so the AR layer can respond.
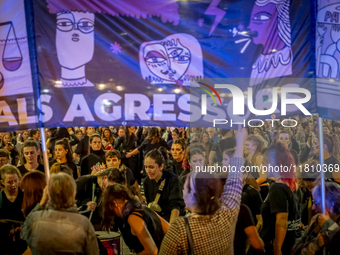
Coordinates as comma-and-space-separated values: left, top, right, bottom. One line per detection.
221, 125, 246, 211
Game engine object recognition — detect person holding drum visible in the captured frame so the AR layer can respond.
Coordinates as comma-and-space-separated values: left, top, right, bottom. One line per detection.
143, 149, 186, 223
102, 184, 169, 255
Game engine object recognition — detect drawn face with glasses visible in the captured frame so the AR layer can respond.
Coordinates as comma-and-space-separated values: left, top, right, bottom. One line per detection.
56, 11, 95, 71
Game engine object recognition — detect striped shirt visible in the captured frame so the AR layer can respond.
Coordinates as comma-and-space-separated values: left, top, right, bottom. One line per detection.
159, 157, 244, 255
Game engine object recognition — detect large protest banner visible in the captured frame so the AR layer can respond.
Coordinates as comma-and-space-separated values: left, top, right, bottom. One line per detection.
0, 0, 40, 131
27, 0, 316, 129
316, 0, 340, 121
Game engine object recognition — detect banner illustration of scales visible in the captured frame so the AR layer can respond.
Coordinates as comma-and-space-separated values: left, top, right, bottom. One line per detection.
0, 21, 23, 89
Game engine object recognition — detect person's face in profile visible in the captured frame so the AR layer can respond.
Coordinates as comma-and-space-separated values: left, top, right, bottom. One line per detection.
248, 3, 278, 47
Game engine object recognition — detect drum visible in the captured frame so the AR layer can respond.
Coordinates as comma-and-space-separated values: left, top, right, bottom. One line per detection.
96, 231, 121, 255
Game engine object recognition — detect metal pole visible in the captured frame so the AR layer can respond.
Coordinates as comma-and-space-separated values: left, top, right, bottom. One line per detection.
40, 127, 50, 180
318, 117, 326, 214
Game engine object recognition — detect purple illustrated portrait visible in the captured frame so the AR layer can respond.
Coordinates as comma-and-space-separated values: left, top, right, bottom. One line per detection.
139, 33, 203, 86
45, 0, 180, 88
247, 0, 292, 86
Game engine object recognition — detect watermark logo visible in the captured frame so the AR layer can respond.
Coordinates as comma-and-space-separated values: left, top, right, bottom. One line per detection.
197, 82, 312, 128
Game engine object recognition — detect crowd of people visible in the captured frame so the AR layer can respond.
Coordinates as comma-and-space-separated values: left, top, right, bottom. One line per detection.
0, 116, 340, 255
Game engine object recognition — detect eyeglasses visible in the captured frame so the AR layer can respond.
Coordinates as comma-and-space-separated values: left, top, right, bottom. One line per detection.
57, 18, 94, 34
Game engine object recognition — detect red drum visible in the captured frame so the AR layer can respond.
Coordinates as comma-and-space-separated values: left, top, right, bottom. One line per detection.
96, 231, 121, 255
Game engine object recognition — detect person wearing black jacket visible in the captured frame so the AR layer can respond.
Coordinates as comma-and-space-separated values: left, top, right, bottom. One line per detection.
114, 126, 139, 179
75, 168, 125, 230
48, 127, 79, 158
143, 149, 186, 223
50, 138, 78, 179
80, 134, 106, 176
171, 139, 186, 176
74, 127, 96, 163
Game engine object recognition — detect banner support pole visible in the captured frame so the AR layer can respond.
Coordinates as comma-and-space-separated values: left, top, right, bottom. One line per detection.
318, 117, 326, 214
24, 0, 50, 181
40, 127, 50, 180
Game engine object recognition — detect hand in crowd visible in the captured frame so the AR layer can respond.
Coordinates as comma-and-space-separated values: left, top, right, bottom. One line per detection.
126, 152, 132, 158
39, 186, 49, 207
87, 201, 97, 212
4, 143, 13, 151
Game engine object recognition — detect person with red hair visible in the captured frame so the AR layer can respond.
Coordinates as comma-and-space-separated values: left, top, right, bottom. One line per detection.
20, 171, 46, 218
261, 142, 301, 255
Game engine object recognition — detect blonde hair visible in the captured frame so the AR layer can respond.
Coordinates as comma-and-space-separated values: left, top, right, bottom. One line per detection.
47, 172, 76, 210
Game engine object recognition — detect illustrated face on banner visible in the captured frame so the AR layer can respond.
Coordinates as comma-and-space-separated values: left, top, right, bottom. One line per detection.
248, 3, 279, 48
247, 0, 292, 87
56, 11, 95, 86
140, 33, 203, 86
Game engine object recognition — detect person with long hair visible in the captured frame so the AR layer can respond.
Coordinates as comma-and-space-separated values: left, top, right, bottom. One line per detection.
102, 128, 115, 145
50, 138, 78, 179
179, 146, 205, 188
171, 138, 186, 176
16, 130, 29, 161
159, 125, 247, 255
20, 171, 46, 218
261, 143, 301, 255
1, 132, 18, 165
167, 128, 179, 148
277, 130, 299, 165
200, 131, 213, 162
21, 173, 99, 254
143, 149, 185, 223
114, 126, 139, 180
102, 184, 169, 255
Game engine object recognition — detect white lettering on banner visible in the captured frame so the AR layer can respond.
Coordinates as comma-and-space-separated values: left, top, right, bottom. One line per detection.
63, 94, 95, 122
17, 98, 37, 124
178, 94, 201, 122
153, 94, 176, 121
94, 93, 122, 121
0, 101, 18, 126
124, 94, 150, 121
38, 94, 53, 122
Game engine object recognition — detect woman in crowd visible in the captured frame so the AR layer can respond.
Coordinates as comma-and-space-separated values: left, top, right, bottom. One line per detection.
159, 125, 247, 254
261, 142, 301, 255
50, 139, 78, 179
199, 131, 213, 162
20, 171, 46, 218
277, 130, 299, 165
102, 184, 169, 255
114, 126, 139, 180
16, 130, 29, 161
1, 132, 18, 165
102, 128, 115, 146
143, 149, 186, 223
167, 128, 179, 148
171, 138, 186, 176
179, 146, 205, 188
21, 172, 99, 254
50, 163, 74, 176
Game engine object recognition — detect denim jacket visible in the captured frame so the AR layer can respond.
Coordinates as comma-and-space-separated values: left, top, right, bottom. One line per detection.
21, 204, 99, 255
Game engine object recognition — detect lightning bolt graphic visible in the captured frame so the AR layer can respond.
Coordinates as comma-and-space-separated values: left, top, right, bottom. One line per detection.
205, 0, 226, 36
